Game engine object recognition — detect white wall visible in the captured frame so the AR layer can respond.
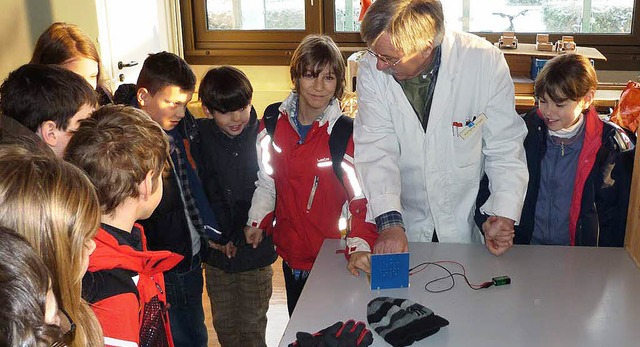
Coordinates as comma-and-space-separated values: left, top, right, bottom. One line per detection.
1, 1, 41, 80
0, 0, 99, 81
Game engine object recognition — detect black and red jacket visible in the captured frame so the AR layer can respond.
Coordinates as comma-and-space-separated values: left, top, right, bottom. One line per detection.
83, 223, 183, 347
476, 107, 634, 246
519, 107, 634, 246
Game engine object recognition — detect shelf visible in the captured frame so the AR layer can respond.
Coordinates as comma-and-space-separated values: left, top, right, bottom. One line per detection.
495, 42, 607, 61
515, 88, 623, 113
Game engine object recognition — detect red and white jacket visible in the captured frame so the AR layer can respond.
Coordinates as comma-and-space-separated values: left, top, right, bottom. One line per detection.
247, 92, 377, 271
83, 224, 183, 347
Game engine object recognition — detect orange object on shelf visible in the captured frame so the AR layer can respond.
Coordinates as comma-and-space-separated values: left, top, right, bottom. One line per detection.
610, 81, 640, 134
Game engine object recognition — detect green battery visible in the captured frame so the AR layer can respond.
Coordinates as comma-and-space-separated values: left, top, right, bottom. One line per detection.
492, 276, 511, 286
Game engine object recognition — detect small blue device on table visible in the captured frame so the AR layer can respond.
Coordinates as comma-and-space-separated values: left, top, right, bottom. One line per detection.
370, 252, 410, 290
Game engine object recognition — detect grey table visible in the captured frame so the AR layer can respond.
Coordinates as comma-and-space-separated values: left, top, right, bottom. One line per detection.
279, 239, 640, 347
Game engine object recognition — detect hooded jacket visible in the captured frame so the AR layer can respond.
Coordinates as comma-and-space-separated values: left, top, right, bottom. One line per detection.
83, 224, 183, 347
520, 107, 633, 246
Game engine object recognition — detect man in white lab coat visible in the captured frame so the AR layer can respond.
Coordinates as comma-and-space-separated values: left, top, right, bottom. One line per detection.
354, 0, 528, 256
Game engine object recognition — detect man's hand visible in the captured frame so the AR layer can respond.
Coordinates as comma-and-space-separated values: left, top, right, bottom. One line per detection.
373, 226, 408, 254
347, 251, 371, 276
244, 226, 263, 249
482, 215, 515, 256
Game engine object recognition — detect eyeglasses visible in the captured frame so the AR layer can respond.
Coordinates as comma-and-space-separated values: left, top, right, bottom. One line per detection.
50, 307, 76, 347
366, 49, 403, 67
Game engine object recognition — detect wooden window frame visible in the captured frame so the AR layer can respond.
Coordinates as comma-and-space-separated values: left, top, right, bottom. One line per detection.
181, 0, 321, 65
182, 0, 640, 70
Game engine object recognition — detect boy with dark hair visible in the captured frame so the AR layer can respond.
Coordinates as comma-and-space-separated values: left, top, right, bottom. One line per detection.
136, 51, 197, 96
196, 66, 277, 347
65, 105, 183, 347
114, 51, 218, 347
0, 64, 97, 157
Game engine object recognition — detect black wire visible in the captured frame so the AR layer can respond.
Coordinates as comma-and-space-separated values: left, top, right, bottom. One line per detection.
423, 263, 455, 293
411, 261, 493, 293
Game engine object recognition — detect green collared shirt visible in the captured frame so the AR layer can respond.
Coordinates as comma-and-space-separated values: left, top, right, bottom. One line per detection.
398, 45, 442, 132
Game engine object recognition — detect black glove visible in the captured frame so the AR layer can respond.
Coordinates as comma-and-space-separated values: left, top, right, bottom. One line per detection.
288, 320, 373, 347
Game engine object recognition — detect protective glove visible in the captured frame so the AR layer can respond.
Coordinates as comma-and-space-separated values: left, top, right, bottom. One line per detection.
288, 320, 373, 347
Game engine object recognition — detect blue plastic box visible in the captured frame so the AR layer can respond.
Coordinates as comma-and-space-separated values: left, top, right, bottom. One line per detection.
531, 58, 549, 80
531, 57, 595, 80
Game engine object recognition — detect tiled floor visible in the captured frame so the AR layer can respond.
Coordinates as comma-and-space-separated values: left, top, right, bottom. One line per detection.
202, 257, 289, 347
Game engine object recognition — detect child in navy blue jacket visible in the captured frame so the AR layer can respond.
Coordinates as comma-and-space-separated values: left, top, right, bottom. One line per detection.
196, 66, 277, 347
476, 54, 634, 247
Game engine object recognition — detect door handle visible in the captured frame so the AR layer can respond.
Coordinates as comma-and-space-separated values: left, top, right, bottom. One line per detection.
118, 61, 139, 70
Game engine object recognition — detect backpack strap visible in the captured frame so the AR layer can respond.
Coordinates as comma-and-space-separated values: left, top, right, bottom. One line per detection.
262, 102, 282, 138
329, 115, 354, 184
263, 103, 353, 186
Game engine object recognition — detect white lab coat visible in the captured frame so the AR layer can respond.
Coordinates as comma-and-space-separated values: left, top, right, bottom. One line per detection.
354, 31, 529, 244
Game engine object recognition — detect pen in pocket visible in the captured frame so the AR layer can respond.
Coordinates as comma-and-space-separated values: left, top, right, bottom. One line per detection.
452, 122, 463, 136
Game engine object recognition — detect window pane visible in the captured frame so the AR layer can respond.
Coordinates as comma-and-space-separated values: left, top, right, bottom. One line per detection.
334, 0, 362, 32
206, 0, 305, 30
443, 0, 634, 34
335, 0, 634, 34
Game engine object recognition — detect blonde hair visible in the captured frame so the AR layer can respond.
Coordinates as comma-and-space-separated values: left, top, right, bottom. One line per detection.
361, 0, 444, 55
0, 145, 103, 347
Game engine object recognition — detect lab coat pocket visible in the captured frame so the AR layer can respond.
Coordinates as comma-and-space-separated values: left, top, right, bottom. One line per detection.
452, 122, 483, 176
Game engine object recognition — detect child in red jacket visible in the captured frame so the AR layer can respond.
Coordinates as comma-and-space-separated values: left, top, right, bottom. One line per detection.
244, 35, 377, 316
65, 105, 183, 347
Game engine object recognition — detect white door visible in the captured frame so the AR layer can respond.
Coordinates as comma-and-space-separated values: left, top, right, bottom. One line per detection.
95, 0, 181, 91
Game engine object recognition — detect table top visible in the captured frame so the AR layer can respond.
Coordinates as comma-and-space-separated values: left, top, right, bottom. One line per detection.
280, 239, 640, 347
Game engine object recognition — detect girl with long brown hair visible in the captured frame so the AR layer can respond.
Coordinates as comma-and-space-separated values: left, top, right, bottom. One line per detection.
31, 22, 113, 105
0, 145, 104, 346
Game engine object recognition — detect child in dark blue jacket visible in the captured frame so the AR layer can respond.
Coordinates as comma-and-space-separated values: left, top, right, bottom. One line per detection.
196, 66, 277, 347
477, 54, 634, 247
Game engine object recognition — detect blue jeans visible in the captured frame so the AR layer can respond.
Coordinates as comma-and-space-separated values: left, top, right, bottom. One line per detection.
282, 261, 309, 317
164, 253, 208, 347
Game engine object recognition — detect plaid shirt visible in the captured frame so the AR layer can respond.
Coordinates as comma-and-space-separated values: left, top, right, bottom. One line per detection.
375, 211, 404, 232
168, 135, 205, 237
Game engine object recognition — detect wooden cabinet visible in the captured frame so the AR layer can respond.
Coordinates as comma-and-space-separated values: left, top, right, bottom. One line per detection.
626, 147, 640, 268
